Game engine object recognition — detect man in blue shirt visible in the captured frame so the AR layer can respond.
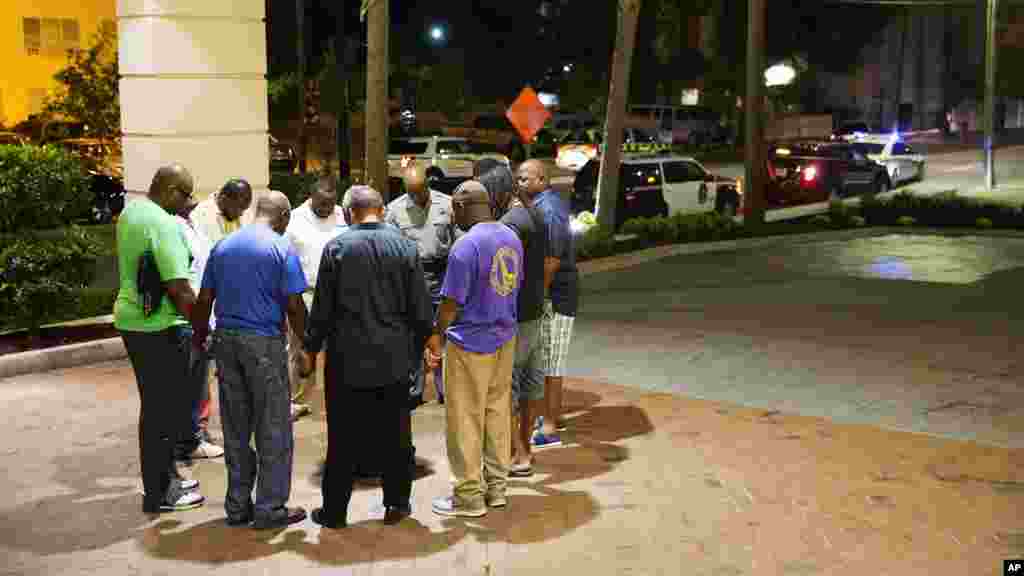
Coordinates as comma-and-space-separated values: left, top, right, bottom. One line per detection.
518, 160, 579, 449
192, 189, 313, 530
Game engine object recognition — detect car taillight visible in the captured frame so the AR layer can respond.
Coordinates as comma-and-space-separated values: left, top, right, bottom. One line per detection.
803, 165, 818, 182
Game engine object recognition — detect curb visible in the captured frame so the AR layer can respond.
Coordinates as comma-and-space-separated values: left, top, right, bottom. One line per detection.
5, 226, 1024, 381
0, 336, 125, 381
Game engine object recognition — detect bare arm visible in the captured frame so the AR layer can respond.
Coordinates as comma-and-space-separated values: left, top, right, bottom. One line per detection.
192, 287, 215, 342
543, 257, 560, 293
165, 279, 197, 323
286, 294, 308, 349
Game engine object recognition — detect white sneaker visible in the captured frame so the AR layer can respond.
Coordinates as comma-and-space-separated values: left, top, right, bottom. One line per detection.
290, 403, 311, 421
159, 491, 205, 512
190, 440, 224, 459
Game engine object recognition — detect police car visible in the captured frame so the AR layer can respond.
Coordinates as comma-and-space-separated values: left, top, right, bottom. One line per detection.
847, 134, 926, 186
387, 136, 510, 181
555, 127, 672, 172
572, 153, 742, 229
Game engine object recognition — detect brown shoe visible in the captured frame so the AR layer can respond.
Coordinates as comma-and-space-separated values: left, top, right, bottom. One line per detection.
252, 507, 307, 529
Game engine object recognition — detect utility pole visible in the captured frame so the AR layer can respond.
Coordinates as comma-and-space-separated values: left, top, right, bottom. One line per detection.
595, 0, 642, 232
296, 0, 307, 174
365, 0, 388, 198
744, 0, 766, 226
984, 0, 998, 191
334, 8, 349, 179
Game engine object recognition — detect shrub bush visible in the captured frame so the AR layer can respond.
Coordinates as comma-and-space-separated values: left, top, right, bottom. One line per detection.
0, 144, 92, 233
576, 225, 619, 261
976, 217, 994, 228
861, 191, 1024, 229
0, 227, 102, 335
896, 215, 917, 227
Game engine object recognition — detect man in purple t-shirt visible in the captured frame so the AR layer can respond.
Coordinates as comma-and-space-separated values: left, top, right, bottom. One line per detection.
426, 180, 523, 517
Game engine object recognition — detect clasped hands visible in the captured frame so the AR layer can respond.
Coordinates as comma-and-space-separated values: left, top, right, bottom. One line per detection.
424, 334, 444, 370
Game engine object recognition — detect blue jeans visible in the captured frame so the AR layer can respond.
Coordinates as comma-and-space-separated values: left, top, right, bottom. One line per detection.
212, 329, 294, 523
175, 326, 210, 458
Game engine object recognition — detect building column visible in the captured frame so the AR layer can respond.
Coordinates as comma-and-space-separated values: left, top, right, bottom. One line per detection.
118, 0, 269, 201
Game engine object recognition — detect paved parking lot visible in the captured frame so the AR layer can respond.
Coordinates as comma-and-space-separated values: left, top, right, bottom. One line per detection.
1, 231, 1022, 575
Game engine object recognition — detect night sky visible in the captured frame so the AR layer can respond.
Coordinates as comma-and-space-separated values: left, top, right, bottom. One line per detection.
266, 1, 898, 105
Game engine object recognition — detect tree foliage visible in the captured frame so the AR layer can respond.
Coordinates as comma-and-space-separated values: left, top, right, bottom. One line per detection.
43, 25, 119, 139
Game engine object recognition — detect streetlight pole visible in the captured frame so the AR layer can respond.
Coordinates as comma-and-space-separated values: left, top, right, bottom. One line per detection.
335, 9, 349, 179
744, 0, 766, 226
984, 0, 998, 191
365, 0, 389, 198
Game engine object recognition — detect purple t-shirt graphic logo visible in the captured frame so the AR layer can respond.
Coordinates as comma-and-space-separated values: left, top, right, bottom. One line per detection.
441, 222, 523, 354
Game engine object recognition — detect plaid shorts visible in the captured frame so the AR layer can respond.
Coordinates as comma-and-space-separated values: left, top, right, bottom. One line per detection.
540, 300, 575, 377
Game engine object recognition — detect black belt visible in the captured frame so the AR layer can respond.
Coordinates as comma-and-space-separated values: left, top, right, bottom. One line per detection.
422, 260, 446, 274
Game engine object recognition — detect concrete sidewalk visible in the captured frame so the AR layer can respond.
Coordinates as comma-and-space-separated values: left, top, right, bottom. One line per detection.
1, 361, 1021, 576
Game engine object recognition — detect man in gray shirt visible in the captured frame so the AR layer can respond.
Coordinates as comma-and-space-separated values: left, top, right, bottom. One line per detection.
385, 165, 457, 403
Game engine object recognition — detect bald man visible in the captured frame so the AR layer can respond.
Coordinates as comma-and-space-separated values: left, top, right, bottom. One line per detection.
386, 164, 456, 403
116, 164, 206, 513
305, 185, 433, 528
192, 189, 312, 530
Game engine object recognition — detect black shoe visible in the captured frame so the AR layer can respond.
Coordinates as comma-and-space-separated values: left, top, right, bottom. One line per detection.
226, 503, 255, 527
311, 507, 346, 529
252, 507, 307, 530
383, 505, 412, 525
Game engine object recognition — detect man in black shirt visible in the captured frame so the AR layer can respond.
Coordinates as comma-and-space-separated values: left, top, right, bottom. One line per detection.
304, 186, 434, 528
477, 163, 550, 476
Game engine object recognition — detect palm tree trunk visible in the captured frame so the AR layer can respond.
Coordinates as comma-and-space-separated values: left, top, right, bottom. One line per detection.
596, 0, 642, 232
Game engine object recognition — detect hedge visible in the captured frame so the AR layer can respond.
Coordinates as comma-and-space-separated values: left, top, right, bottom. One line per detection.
0, 144, 92, 234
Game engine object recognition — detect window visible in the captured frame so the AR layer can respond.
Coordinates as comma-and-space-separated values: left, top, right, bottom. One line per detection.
473, 116, 510, 131
437, 140, 472, 155
622, 164, 662, 189
23, 17, 80, 56
389, 140, 428, 155
662, 161, 705, 183
466, 140, 499, 154
852, 143, 885, 155
892, 142, 909, 155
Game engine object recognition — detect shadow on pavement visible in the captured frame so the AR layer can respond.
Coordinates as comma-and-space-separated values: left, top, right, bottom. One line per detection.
0, 426, 150, 555
137, 389, 652, 566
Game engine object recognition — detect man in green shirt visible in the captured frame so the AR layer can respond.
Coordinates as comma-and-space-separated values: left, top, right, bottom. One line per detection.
115, 163, 206, 514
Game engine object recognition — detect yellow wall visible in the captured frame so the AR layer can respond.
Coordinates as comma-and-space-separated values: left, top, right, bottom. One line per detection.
0, 0, 116, 127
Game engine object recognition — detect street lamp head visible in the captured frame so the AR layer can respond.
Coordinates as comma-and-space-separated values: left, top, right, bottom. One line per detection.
764, 63, 796, 87
563, 64, 572, 73
430, 26, 444, 41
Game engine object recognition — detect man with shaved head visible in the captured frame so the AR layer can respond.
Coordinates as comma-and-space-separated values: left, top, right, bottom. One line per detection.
192, 188, 312, 530
115, 163, 206, 513
426, 180, 523, 517
386, 164, 457, 404
517, 159, 578, 449
305, 185, 433, 528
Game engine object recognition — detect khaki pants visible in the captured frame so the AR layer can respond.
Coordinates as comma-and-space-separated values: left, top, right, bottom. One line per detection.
444, 337, 515, 509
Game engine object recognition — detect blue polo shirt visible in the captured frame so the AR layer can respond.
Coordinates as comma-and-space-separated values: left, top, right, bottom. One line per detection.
201, 222, 307, 337
533, 189, 578, 316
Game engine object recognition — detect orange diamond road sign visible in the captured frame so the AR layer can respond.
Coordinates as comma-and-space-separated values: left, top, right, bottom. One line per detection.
506, 87, 551, 144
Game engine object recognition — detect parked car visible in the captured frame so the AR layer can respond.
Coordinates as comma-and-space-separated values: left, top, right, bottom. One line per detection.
387, 136, 510, 182
572, 154, 743, 229
847, 135, 926, 186
0, 132, 26, 146
58, 138, 126, 224
555, 127, 672, 172
766, 140, 890, 206
443, 114, 526, 162
830, 121, 871, 142
269, 135, 297, 173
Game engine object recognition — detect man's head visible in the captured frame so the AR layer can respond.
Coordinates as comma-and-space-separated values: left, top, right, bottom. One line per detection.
310, 172, 338, 219
147, 164, 194, 216
254, 190, 292, 235
516, 159, 548, 200
401, 165, 430, 207
477, 164, 516, 218
451, 180, 493, 232
217, 178, 253, 222
343, 185, 384, 225
473, 157, 503, 179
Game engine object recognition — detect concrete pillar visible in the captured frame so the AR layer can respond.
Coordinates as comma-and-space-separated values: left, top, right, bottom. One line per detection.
118, 0, 269, 201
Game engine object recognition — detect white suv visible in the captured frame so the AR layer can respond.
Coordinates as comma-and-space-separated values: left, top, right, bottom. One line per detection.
572, 154, 743, 228
388, 136, 510, 180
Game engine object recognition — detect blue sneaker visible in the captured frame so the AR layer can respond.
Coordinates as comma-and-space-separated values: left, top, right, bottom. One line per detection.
531, 430, 562, 449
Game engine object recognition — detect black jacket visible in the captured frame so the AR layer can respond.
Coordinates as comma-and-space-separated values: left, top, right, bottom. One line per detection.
304, 222, 433, 390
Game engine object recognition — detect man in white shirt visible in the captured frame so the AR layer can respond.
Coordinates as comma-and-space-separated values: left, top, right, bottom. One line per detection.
189, 179, 254, 244
285, 173, 346, 420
